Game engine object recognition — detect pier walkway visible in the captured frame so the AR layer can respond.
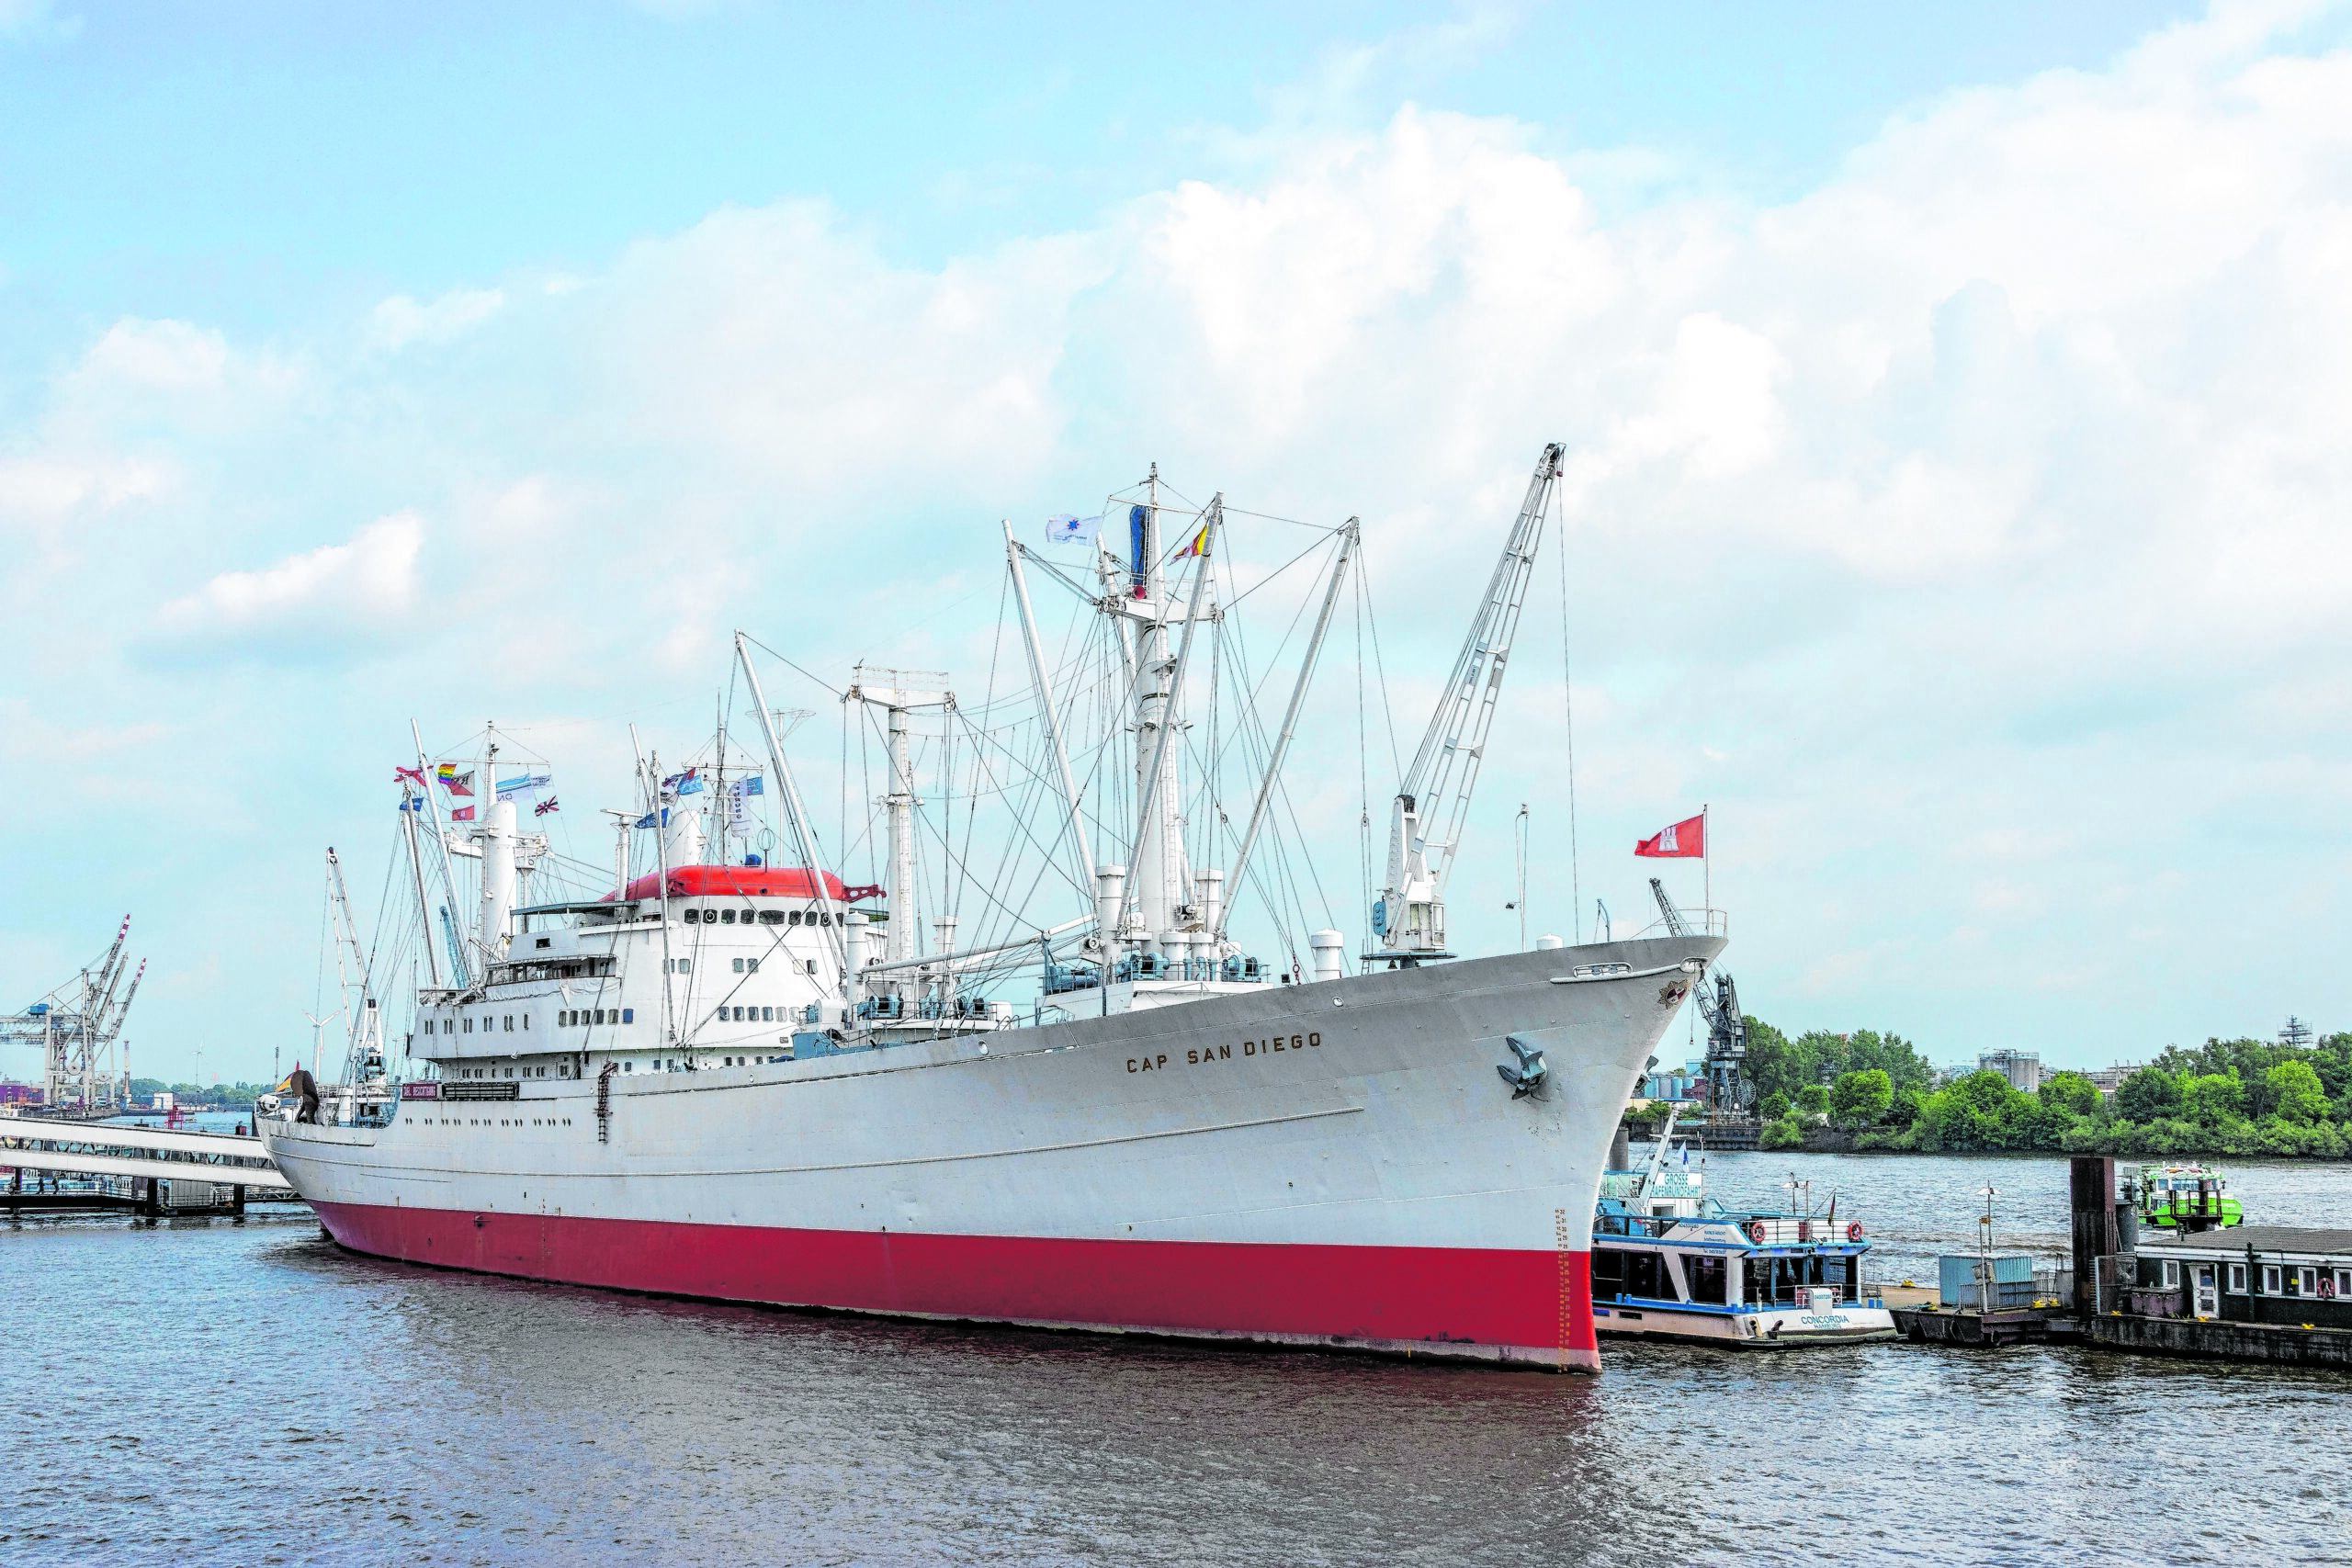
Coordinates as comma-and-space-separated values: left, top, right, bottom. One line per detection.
2, 1116, 291, 1209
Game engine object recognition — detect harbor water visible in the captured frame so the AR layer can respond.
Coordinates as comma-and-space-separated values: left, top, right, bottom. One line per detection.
5, 1153, 2346, 1566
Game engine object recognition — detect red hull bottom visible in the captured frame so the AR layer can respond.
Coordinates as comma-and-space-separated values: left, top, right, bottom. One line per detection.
311, 1201, 1600, 1372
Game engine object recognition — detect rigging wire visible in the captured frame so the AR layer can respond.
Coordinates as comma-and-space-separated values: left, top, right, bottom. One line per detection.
1555, 477, 1582, 937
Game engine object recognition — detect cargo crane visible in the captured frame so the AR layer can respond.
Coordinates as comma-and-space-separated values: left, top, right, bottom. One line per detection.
324, 848, 387, 1090
1649, 877, 1751, 1117
1370, 443, 1565, 964
1, 916, 146, 1112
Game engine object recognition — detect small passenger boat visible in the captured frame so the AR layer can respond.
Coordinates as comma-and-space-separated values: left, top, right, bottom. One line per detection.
1591, 1110, 1896, 1348
2127, 1163, 2242, 1233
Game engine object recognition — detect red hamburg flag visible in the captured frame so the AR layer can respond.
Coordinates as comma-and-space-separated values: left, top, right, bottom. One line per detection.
1635, 812, 1705, 858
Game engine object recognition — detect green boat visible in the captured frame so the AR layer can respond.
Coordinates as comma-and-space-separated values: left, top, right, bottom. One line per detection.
2129, 1163, 2242, 1233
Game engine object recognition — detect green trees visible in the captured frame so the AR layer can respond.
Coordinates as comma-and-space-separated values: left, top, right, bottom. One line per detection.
2267, 1060, 2329, 1123
1740, 1019, 1934, 1105
1831, 1068, 1894, 1127
1724, 1017, 2350, 1159
2040, 1071, 2102, 1119
2116, 1067, 2180, 1122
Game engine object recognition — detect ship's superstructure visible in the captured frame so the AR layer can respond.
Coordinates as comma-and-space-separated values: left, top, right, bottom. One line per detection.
263, 449, 1724, 1371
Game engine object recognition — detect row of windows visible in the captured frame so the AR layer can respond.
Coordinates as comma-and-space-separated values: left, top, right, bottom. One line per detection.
2225, 1261, 2352, 1297
452, 1065, 560, 1078
417, 1116, 574, 1127
684, 907, 838, 928
714, 1005, 785, 1023
560, 1009, 635, 1027
422, 1014, 535, 1037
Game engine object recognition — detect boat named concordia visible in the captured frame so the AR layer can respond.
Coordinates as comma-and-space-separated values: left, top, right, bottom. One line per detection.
1590, 1111, 1896, 1347
263, 446, 1724, 1372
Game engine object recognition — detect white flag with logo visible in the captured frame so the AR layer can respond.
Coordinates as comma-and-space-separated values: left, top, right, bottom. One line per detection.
1045, 513, 1102, 546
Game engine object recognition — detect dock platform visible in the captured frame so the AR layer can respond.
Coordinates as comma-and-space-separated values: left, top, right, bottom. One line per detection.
1891, 1304, 2082, 1347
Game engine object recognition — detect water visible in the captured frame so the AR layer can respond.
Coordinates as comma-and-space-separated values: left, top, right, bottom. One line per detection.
5, 1155, 2347, 1566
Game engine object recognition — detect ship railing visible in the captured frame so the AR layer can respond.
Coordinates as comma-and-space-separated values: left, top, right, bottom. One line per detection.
1628, 908, 1730, 942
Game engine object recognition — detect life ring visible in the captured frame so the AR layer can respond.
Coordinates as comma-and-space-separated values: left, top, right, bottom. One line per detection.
1747, 1221, 1768, 1245
1847, 1222, 1864, 1242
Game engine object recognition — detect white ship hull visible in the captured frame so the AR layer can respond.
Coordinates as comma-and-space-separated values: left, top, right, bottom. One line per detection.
266, 936, 1721, 1371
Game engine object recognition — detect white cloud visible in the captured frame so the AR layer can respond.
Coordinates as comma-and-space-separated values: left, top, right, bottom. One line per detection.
369, 288, 507, 350
10, 0, 2352, 1065
152, 512, 424, 660
0, 454, 166, 525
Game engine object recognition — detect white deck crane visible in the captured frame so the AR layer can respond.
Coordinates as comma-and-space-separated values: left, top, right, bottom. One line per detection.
325, 847, 386, 1087
1369, 443, 1565, 964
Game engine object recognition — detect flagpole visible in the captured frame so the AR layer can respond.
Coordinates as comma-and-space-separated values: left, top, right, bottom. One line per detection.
1702, 802, 1710, 925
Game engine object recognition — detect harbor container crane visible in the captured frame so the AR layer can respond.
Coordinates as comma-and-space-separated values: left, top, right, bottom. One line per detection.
1, 916, 145, 1111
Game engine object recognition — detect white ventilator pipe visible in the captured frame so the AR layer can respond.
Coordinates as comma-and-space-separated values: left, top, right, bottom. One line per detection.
1309, 930, 1346, 983
842, 911, 868, 1003
1092, 865, 1127, 962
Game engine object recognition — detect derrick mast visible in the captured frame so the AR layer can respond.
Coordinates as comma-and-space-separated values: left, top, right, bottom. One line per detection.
1370, 443, 1564, 963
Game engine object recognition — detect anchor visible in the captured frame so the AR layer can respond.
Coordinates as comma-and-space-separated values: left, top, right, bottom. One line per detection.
1497, 1033, 1549, 1099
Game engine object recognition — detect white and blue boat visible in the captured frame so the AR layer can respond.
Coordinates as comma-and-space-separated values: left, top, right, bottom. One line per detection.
1591, 1111, 1896, 1348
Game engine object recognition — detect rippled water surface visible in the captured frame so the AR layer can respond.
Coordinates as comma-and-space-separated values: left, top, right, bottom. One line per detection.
6, 1154, 2347, 1566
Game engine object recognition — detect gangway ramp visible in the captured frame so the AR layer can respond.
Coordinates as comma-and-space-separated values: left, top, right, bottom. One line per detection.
1, 1116, 291, 1206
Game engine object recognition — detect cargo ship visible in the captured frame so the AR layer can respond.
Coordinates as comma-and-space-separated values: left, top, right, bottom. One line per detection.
262, 447, 1724, 1371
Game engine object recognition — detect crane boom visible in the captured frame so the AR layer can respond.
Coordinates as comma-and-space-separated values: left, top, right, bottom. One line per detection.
1370, 442, 1564, 961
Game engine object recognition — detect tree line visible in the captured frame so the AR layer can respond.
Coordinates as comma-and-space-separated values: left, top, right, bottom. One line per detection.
1629, 1022, 2352, 1158
126, 1077, 277, 1108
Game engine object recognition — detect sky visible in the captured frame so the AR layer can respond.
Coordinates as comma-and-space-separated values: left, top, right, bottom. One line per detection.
6, 0, 2352, 1085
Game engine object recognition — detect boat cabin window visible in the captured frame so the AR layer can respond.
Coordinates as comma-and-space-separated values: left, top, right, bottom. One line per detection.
1591, 1250, 1662, 1303
2263, 1265, 2282, 1294
790, 910, 804, 926
1685, 1255, 1727, 1305
759, 911, 785, 926
622, 1008, 633, 1022
720, 908, 738, 924
463, 1018, 473, 1033
2229, 1263, 2247, 1292
2161, 1260, 2179, 1289
2337, 1269, 2352, 1297
2300, 1267, 2319, 1296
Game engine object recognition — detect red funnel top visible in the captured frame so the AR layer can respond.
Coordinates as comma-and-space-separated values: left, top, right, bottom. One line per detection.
606, 865, 853, 903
